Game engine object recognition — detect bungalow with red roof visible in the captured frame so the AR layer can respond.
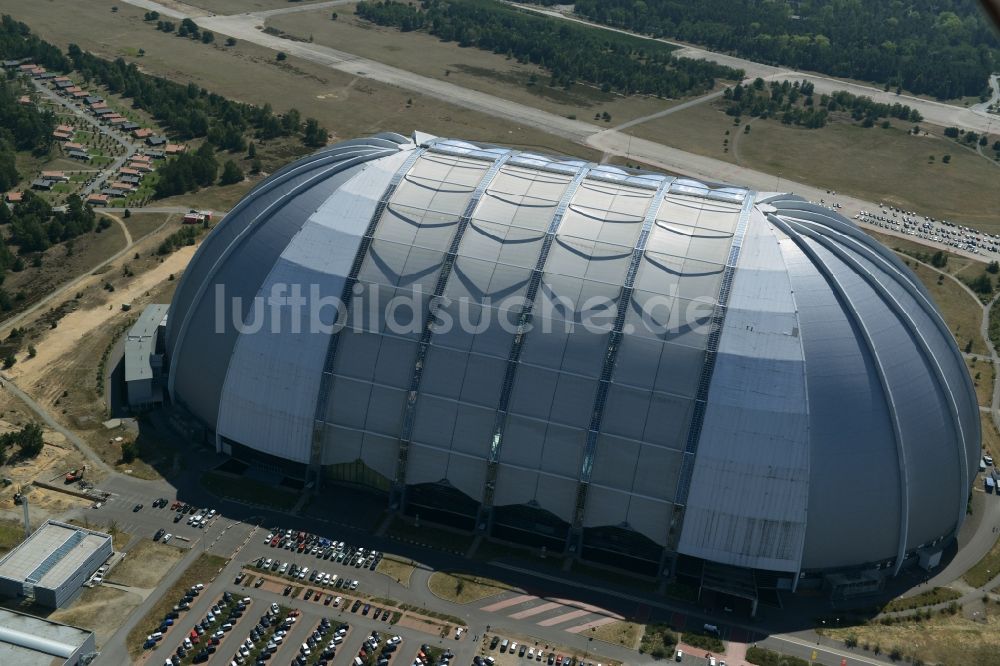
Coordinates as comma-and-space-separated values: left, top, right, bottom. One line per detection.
5, 191, 22, 203
17, 95, 30, 105
165, 144, 186, 155
55, 124, 73, 134
119, 168, 141, 177
133, 128, 153, 139
52, 130, 72, 141
86, 194, 109, 207
63, 142, 85, 151
41, 171, 69, 182
110, 181, 135, 191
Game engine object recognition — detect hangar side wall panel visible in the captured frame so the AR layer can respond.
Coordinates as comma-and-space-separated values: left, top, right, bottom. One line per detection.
217, 153, 409, 463
780, 237, 902, 570
171, 169, 358, 431
807, 240, 959, 550
678, 211, 809, 573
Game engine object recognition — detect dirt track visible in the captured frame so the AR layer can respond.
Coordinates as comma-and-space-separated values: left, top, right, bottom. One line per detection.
7, 246, 195, 398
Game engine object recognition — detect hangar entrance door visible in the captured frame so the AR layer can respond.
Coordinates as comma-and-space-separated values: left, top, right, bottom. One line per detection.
699, 561, 759, 618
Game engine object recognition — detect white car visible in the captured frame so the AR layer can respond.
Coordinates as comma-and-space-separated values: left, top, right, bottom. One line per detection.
163, 533, 172, 543
264, 533, 274, 543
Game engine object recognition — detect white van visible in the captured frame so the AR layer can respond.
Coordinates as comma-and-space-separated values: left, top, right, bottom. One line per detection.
354, 658, 364, 666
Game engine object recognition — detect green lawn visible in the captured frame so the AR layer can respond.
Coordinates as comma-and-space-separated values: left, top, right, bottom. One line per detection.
965, 532, 1000, 588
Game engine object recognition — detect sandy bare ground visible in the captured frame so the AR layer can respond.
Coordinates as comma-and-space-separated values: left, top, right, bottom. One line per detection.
7, 245, 196, 397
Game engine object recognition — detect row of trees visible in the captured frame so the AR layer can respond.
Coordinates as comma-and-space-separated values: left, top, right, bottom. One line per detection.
724, 79, 924, 129
560, 0, 998, 100
0, 78, 55, 192
149, 15, 215, 44
355, 0, 741, 97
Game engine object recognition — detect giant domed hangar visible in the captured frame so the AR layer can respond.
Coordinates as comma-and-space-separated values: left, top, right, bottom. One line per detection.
165, 132, 979, 593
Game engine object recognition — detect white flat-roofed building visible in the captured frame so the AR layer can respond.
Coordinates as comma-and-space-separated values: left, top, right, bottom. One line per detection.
0, 607, 96, 665
0, 520, 112, 609
125, 303, 169, 408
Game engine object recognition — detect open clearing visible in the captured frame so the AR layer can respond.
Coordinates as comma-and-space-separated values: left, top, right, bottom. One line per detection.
107, 538, 185, 588
822, 611, 1000, 665
592, 620, 643, 650
267, 5, 691, 128
981, 412, 1000, 466
899, 259, 988, 355
427, 571, 512, 604
375, 555, 416, 588
50, 584, 143, 647
967, 357, 994, 407
13, 0, 600, 162
631, 104, 1000, 230
127, 552, 227, 658
966, 519, 1000, 587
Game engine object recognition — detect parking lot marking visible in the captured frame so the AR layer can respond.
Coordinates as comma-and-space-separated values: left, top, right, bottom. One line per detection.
536, 609, 590, 627
508, 601, 562, 619
480, 594, 538, 612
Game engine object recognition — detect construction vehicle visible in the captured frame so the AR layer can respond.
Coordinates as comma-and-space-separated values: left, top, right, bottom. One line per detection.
65, 465, 86, 484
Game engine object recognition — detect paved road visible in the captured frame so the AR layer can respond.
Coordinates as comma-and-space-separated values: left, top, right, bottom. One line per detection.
120, 0, 998, 268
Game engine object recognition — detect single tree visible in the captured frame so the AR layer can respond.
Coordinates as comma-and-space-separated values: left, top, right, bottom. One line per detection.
219, 160, 244, 185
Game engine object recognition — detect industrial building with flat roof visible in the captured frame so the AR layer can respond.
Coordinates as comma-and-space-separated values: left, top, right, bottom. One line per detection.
0, 520, 112, 609
125, 303, 169, 407
0, 608, 96, 665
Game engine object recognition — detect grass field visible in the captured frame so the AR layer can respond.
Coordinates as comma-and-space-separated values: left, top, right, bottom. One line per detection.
981, 412, 1000, 465
375, 555, 416, 588
15, 0, 601, 163
822, 611, 1000, 665
426, 571, 511, 604
881, 587, 962, 613
632, 105, 1000, 230
127, 553, 227, 658
267, 6, 693, 127
107, 539, 185, 588
0, 219, 127, 322
900, 260, 988, 355
967, 357, 994, 407
0, 518, 24, 556
122, 212, 177, 241
965, 530, 1000, 588
592, 620, 644, 650
50, 585, 143, 647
